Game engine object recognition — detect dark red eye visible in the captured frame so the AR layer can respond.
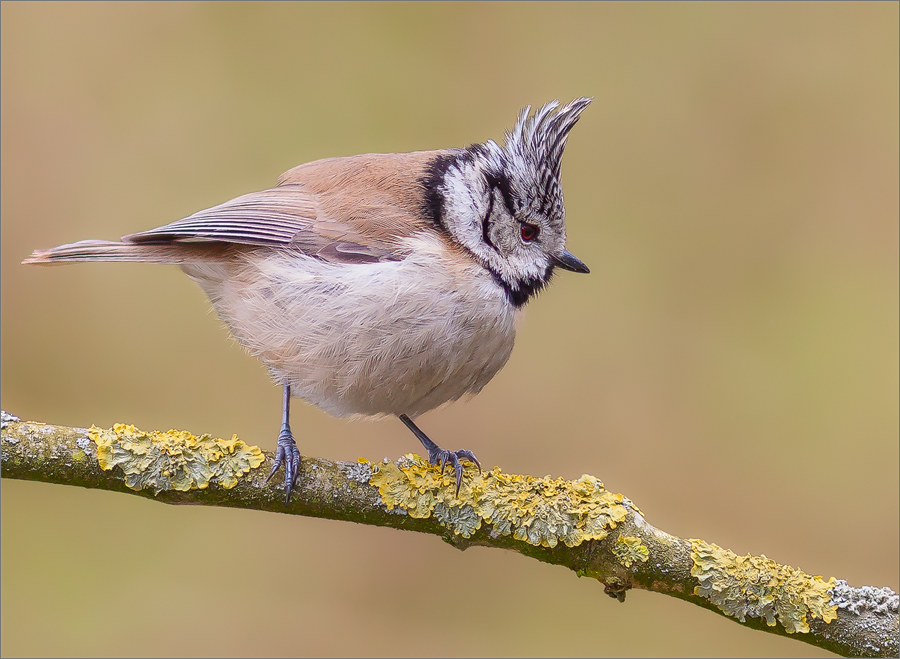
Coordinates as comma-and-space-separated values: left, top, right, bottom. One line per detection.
520, 224, 539, 242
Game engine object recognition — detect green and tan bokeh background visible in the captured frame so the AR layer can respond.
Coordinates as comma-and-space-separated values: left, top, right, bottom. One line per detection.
2, 2, 897, 656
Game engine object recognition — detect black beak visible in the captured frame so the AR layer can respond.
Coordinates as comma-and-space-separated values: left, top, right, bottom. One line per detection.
552, 250, 590, 274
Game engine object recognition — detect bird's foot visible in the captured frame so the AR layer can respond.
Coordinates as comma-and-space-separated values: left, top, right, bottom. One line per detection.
426, 447, 481, 497
265, 426, 301, 506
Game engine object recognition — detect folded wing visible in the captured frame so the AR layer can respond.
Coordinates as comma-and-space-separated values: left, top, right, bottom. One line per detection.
24, 184, 405, 266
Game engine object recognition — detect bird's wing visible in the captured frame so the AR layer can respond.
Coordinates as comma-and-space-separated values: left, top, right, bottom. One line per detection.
123, 184, 405, 264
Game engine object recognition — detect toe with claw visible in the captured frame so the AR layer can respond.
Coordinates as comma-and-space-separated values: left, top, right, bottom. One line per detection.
427, 447, 481, 497
398, 414, 482, 496
266, 426, 301, 505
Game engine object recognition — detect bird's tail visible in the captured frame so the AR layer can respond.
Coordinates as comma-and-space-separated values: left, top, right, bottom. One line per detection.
22, 240, 212, 266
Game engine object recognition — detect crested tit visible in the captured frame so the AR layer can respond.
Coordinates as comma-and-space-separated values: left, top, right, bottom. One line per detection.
24, 98, 592, 503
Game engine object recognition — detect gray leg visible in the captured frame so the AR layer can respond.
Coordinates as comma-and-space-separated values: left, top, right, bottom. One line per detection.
266, 384, 301, 505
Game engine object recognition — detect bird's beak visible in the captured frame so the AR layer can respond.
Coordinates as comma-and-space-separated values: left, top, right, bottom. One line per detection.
552, 250, 590, 274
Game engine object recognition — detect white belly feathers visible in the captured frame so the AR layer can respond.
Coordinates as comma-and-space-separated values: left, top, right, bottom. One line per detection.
182, 234, 518, 418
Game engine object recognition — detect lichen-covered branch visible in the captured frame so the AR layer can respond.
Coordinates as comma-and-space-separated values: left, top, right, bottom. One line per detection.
1, 412, 896, 658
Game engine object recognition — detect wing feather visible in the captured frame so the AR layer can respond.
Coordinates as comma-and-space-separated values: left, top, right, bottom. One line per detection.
122, 185, 402, 264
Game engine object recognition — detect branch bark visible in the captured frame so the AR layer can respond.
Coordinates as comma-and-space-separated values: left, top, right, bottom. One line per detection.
1, 411, 896, 658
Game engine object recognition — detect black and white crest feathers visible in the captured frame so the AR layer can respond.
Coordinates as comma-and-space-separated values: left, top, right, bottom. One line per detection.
501, 97, 592, 218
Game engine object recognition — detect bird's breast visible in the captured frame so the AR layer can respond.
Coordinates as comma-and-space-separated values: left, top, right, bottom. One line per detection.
184, 236, 518, 418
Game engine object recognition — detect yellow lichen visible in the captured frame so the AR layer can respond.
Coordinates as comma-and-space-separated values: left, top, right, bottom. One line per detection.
689, 539, 838, 633
367, 454, 629, 547
89, 423, 265, 493
613, 535, 650, 567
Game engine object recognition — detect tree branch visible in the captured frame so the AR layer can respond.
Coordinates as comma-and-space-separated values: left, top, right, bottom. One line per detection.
1, 411, 896, 657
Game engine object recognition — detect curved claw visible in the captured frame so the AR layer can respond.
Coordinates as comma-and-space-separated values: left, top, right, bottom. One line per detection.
265, 446, 284, 484
426, 448, 480, 497
449, 453, 464, 497
266, 427, 300, 506
454, 449, 481, 474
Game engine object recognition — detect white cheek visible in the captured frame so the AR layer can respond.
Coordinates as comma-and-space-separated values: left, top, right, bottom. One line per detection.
442, 166, 489, 250
444, 168, 476, 212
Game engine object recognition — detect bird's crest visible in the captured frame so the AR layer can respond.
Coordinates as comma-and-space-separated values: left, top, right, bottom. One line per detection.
501, 97, 592, 217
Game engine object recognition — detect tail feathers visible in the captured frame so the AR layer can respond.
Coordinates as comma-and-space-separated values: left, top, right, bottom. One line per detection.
22, 240, 201, 265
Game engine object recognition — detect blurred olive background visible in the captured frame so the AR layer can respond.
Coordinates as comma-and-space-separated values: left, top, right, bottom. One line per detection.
2, 2, 897, 657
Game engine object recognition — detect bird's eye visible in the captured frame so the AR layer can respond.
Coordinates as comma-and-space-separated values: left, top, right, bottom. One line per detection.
520, 224, 539, 242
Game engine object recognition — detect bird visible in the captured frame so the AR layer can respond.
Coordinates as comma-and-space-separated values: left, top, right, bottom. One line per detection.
23, 97, 592, 505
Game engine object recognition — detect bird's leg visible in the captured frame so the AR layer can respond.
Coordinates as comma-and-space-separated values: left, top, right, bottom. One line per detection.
266, 384, 301, 505
398, 414, 481, 497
